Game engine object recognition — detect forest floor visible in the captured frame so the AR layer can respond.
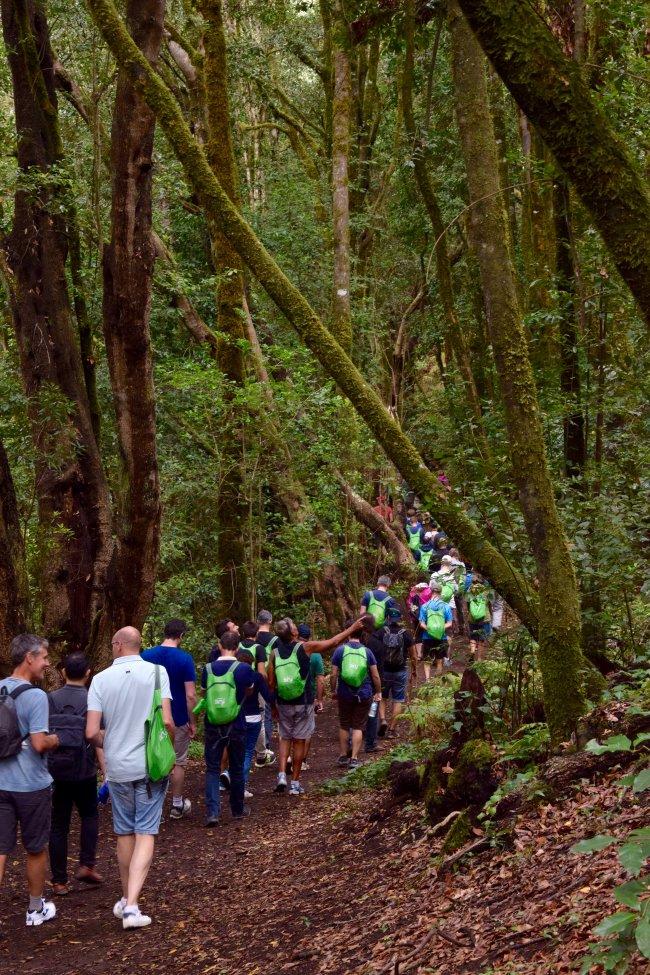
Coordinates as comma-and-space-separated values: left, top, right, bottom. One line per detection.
1, 675, 647, 975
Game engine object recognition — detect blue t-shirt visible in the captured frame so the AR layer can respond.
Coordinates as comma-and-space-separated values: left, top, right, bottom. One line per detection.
419, 599, 453, 641
0, 678, 52, 792
331, 641, 378, 702
201, 658, 255, 730
242, 671, 273, 718
142, 645, 196, 727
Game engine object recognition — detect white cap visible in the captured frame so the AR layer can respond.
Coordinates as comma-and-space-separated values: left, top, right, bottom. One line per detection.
440, 555, 453, 565
424, 531, 434, 541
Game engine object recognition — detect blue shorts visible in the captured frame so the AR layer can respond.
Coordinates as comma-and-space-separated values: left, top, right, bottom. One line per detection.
470, 622, 491, 642
110, 779, 168, 836
382, 669, 408, 702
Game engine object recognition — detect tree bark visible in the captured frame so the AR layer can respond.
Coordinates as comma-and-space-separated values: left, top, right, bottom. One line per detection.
337, 476, 415, 577
0, 439, 27, 668
448, 0, 585, 740
455, 0, 650, 328
102, 0, 163, 635
198, 0, 250, 620
86, 0, 541, 642
2, 0, 114, 660
330, 0, 353, 353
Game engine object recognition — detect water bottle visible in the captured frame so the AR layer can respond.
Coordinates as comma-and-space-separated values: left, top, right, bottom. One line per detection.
368, 700, 379, 719
97, 781, 110, 805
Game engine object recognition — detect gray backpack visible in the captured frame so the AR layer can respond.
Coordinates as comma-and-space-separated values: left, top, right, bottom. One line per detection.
0, 684, 35, 760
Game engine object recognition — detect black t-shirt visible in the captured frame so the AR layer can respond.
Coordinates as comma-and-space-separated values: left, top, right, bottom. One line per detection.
381, 625, 414, 672
256, 631, 278, 663
362, 629, 387, 674
239, 638, 267, 668
271, 640, 314, 705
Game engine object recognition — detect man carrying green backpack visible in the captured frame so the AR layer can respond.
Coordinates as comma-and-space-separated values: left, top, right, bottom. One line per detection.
330, 622, 381, 770
359, 575, 397, 629
418, 581, 453, 680
193, 632, 255, 827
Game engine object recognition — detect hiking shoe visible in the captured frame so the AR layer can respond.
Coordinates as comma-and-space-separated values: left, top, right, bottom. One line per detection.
378, 722, 388, 738
244, 789, 254, 799
123, 910, 152, 930
75, 866, 103, 885
51, 883, 69, 896
204, 815, 220, 828
113, 898, 127, 919
289, 781, 305, 796
443, 656, 452, 668
301, 761, 310, 772
337, 755, 350, 767
219, 770, 230, 791
349, 758, 363, 770
275, 772, 287, 792
232, 806, 251, 819
262, 749, 276, 766
170, 798, 191, 819
365, 746, 379, 753
26, 901, 56, 926
386, 729, 398, 739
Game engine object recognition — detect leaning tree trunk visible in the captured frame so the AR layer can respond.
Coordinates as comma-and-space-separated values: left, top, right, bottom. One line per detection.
455, 0, 650, 329
2, 0, 114, 660
337, 476, 416, 579
448, 0, 585, 741
198, 0, 250, 620
87, 0, 543, 643
0, 439, 27, 667
101, 0, 163, 642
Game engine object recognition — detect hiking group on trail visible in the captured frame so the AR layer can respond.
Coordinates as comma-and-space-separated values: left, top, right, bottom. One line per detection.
0, 501, 503, 935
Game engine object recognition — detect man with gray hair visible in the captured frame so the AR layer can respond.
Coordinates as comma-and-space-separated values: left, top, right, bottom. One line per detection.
0, 634, 60, 927
359, 575, 397, 629
86, 626, 173, 930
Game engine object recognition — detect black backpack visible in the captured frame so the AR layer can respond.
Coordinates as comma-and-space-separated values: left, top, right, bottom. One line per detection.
0, 684, 36, 759
382, 627, 407, 669
48, 696, 95, 781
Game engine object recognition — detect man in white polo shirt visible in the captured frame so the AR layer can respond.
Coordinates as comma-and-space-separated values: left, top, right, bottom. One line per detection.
86, 627, 173, 930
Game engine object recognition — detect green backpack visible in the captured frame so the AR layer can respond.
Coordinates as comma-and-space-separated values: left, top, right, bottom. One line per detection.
274, 644, 307, 701
419, 548, 434, 573
144, 666, 176, 782
340, 643, 369, 688
425, 607, 446, 640
366, 593, 387, 628
406, 524, 422, 551
205, 661, 241, 724
440, 582, 454, 603
469, 595, 487, 622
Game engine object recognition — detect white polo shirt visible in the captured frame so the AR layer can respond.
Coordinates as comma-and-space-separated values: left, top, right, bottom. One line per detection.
87, 655, 171, 783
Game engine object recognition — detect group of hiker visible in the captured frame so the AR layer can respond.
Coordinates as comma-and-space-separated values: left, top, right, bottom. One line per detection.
0, 529, 502, 934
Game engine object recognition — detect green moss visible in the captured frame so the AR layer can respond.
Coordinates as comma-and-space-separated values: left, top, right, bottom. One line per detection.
448, 739, 494, 795
440, 810, 472, 855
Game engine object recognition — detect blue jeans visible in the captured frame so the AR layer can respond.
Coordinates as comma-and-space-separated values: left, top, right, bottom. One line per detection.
365, 713, 378, 751
243, 721, 262, 784
264, 702, 273, 749
204, 723, 246, 817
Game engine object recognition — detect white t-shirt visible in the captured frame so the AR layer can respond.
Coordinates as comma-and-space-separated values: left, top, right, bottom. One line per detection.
87, 655, 171, 783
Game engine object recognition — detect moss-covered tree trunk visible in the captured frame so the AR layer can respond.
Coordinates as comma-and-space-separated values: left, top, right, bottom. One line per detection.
330, 0, 353, 353
102, 0, 163, 637
449, 0, 584, 740
456, 0, 650, 328
198, 0, 250, 620
3, 0, 115, 661
86, 0, 543, 642
0, 439, 26, 667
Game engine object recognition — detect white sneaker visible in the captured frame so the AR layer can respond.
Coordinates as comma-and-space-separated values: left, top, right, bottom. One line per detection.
275, 772, 287, 792
26, 901, 56, 926
289, 781, 305, 796
170, 798, 191, 819
113, 898, 127, 919
244, 789, 254, 799
123, 909, 152, 930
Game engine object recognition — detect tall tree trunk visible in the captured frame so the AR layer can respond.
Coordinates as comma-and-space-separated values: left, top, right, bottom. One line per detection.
199, 0, 250, 620
330, 0, 353, 353
102, 0, 163, 634
455, 0, 650, 328
2, 0, 114, 660
87, 0, 542, 644
448, 0, 585, 740
0, 439, 27, 668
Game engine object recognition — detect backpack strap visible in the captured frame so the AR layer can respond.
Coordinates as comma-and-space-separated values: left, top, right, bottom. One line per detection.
154, 665, 161, 692
10, 683, 38, 702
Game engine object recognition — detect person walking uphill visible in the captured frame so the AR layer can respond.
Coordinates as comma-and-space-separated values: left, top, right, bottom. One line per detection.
48, 652, 103, 896
195, 632, 255, 827
0, 634, 60, 929
360, 575, 397, 629
86, 627, 174, 930
142, 619, 197, 820
330, 624, 381, 768
268, 618, 364, 795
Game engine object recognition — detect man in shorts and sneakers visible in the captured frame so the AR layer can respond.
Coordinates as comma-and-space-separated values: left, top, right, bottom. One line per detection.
381, 608, 417, 738
419, 581, 453, 678
0, 634, 60, 928
330, 621, 381, 769
142, 619, 197, 819
87, 627, 173, 930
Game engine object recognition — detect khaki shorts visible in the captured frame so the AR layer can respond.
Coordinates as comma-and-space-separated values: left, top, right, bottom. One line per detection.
277, 703, 315, 742
174, 723, 192, 766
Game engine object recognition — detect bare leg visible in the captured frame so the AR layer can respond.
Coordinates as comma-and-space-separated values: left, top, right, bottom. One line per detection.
170, 764, 185, 802
125, 835, 155, 908
338, 728, 349, 756
0, 854, 7, 885
116, 834, 136, 900
389, 701, 404, 731
350, 729, 363, 760
435, 658, 444, 677
25, 851, 47, 898
292, 739, 306, 780
423, 661, 431, 680
278, 736, 290, 774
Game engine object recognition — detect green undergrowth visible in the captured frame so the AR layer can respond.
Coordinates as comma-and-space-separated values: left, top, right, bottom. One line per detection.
319, 739, 439, 796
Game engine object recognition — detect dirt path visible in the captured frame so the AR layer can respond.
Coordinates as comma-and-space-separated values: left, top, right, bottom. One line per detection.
0, 697, 397, 975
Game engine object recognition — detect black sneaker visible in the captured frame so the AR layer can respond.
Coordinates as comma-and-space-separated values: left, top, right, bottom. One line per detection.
378, 722, 388, 738
337, 755, 350, 768
232, 806, 251, 820
204, 816, 221, 828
